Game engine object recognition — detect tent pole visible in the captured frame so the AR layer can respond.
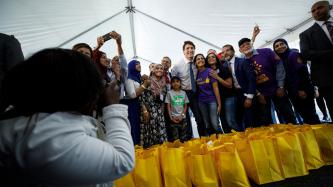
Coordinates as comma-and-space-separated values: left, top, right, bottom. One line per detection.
127, 0, 137, 57
57, 9, 126, 47
136, 56, 157, 64
135, 9, 220, 50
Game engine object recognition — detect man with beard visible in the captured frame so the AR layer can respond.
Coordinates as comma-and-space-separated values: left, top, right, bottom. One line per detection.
238, 38, 296, 126
221, 44, 256, 130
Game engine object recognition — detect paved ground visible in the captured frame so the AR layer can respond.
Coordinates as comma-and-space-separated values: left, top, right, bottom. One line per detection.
251, 165, 333, 187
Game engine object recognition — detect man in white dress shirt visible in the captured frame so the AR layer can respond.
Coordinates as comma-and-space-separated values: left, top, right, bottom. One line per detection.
171, 41, 204, 138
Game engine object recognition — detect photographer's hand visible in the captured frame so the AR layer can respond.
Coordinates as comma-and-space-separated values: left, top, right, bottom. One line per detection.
104, 81, 120, 105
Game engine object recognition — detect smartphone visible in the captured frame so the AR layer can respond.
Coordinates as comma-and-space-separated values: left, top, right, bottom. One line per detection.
102, 33, 112, 42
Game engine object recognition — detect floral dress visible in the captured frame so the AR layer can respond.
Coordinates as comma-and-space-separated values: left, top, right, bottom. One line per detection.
139, 87, 167, 148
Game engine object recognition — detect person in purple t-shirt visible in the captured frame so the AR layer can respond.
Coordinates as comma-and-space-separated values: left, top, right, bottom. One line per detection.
194, 53, 222, 135
206, 52, 233, 133
273, 38, 320, 124
238, 38, 296, 126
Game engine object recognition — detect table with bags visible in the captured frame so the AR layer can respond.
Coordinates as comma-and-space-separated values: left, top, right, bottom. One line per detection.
115, 124, 333, 187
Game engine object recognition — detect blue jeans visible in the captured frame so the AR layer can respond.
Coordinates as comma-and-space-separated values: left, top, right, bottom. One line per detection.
224, 96, 238, 131
198, 101, 222, 134
186, 90, 204, 137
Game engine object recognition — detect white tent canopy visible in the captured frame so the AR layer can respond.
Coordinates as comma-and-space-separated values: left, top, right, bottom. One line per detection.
0, 0, 325, 74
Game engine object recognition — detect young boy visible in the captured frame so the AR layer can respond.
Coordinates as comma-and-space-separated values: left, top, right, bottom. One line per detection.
165, 76, 189, 142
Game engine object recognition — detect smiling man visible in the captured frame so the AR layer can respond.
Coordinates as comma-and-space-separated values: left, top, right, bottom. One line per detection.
171, 41, 204, 138
300, 1, 333, 121
238, 37, 296, 126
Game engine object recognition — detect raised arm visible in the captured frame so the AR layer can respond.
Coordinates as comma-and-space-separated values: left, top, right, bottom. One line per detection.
112, 32, 128, 83
251, 25, 261, 44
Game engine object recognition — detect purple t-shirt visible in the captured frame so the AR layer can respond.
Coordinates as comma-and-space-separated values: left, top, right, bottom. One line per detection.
250, 48, 278, 96
196, 68, 217, 103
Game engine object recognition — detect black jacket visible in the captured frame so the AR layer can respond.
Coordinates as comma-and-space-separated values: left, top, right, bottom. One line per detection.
299, 23, 333, 87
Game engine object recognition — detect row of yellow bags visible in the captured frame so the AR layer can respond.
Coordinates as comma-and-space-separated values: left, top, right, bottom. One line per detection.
115, 124, 333, 187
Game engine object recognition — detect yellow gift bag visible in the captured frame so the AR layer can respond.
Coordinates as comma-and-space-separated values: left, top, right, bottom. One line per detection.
187, 144, 219, 187
294, 126, 324, 170
160, 146, 192, 187
133, 148, 163, 187
274, 132, 308, 178
312, 125, 333, 165
212, 143, 250, 187
114, 172, 135, 187
235, 136, 284, 184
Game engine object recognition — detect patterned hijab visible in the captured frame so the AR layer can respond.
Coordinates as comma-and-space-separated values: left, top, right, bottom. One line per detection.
150, 65, 166, 98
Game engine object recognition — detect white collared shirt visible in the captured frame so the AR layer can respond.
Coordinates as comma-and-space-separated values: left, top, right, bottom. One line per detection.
315, 17, 333, 43
171, 57, 197, 91
228, 56, 241, 89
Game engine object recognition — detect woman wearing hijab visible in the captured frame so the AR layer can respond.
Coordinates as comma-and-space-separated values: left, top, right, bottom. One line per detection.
139, 64, 168, 148
123, 60, 150, 145
273, 38, 320, 124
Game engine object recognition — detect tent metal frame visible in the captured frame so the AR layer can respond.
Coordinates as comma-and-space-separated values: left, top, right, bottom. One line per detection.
135, 9, 221, 50
57, 1, 220, 62
259, 17, 313, 48
57, 9, 126, 47
58, 1, 313, 61
126, 0, 137, 58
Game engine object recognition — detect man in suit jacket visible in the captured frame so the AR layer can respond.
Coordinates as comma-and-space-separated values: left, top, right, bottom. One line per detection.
0, 33, 24, 111
300, 0, 333, 120
221, 44, 256, 130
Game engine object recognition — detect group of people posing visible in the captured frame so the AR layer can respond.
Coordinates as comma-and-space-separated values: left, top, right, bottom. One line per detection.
68, 1, 333, 149
68, 2, 332, 149
0, 1, 332, 186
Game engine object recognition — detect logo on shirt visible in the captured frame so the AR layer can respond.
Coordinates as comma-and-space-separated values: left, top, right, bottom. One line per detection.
253, 61, 269, 84
197, 77, 210, 85
172, 95, 185, 106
